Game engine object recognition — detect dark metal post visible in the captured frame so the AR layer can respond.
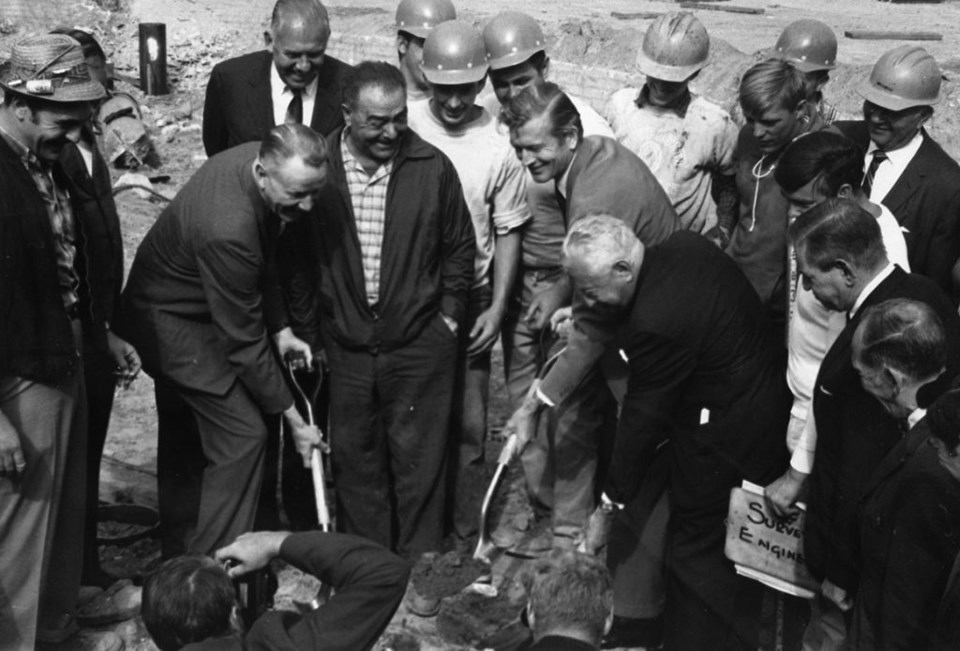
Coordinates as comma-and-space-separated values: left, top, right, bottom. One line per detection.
138, 23, 168, 95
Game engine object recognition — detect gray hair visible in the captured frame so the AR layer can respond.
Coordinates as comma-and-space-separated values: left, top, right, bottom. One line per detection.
562, 214, 640, 273
854, 298, 947, 383
259, 122, 328, 170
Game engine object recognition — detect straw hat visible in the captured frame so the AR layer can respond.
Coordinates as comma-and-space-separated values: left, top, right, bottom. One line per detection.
0, 33, 105, 103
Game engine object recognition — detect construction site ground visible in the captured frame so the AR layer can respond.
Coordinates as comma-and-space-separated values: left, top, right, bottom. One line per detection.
1, 0, 959, 648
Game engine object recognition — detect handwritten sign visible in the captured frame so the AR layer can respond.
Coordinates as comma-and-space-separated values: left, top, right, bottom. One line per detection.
724, 486, 819, 598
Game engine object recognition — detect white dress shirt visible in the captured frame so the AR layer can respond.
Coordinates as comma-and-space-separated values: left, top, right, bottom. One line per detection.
270, 63, 318, 127
865, 131, 923, 205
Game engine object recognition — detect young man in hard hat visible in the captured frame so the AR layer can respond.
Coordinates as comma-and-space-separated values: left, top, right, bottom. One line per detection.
481, 10, 618, 557
772, 19, 839, 124
605, 11, 738, 237
407, 21, 531, 550
835, 45, 960, 300
394, 0, 456, 103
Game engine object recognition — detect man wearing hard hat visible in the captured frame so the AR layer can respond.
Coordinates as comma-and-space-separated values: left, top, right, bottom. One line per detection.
394, 0, 456, 103
837, 45, 960, 300
605, 12, 738, 238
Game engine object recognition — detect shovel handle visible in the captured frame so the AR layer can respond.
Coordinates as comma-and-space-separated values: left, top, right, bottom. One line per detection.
311, 448, 332, 531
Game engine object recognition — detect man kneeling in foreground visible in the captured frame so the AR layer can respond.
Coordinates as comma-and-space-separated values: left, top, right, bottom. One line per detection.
142, 531, 409, 650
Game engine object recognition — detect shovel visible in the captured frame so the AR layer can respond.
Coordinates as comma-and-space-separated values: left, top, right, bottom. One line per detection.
473, 432, 518, 562
285, 359, 331, 532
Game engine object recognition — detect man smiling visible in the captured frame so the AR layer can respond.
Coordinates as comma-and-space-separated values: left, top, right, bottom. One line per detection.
202, 0, 353, 156
836, 45, 960, 299
287, 61, 475, 556
407, 21, 530, 548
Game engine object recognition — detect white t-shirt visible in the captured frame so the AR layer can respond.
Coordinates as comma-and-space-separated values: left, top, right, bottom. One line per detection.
786, 203, 910, 470
604, 88, 738, 234
408, 101, 531, 287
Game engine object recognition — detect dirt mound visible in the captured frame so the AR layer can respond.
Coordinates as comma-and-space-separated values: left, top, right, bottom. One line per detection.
411, 552, 490, 600
436, 590, 525, 648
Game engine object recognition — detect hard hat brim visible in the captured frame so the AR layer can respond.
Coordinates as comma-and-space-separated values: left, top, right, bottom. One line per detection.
856, 78, 941, 112
635, 49, 704, 83
421, 64, 489, 85
398, 25, 431, 39
487, 46, 543, 71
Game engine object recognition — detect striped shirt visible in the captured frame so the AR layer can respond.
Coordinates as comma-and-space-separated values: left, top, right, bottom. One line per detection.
341, 133, 393, 305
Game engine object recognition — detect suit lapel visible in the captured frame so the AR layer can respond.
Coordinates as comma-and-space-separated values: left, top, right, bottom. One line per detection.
248, 52, 276, 135
878, 132, 932, 221
309, 62, 341, 134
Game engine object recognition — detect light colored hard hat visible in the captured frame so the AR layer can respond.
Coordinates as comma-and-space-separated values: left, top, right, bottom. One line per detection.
482, 11, 546, 71
635, 12, 709, 83
857, 45, 941, 111
774, 19, 837, 72
395, 0, 456, 39
420, 20, 488, 85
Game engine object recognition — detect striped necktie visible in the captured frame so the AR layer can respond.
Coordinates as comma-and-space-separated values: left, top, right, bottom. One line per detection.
861, 150, 888, 198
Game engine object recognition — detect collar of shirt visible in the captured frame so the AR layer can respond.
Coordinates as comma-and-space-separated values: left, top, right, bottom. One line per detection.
634, 84, 691, 118
270, 63, 319, 124
0, 122, 46, 173
340, 128, 393, 182
849, 261, 896, 319
907, 407, 927, 430
556, 148, 578, 200
865, 129, 923, 195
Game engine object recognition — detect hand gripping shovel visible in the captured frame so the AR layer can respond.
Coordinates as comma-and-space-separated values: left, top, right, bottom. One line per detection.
473, 348, 565, 562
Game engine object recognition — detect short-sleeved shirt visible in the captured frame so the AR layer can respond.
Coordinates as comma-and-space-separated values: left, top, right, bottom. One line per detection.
409, 102, 531, 287
605, 88, 738, 233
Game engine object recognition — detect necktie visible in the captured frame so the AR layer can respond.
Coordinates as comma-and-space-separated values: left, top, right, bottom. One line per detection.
285, 88, 303, 125
861, 150, 888, 198
555, 185, 567, 221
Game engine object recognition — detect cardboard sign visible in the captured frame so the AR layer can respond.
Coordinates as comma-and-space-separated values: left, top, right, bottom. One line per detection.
724, 484, 819, 599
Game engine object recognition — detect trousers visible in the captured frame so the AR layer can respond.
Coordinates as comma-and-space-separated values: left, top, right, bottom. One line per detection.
327, 312, 458, 557
0, 320, 86, 650
154, 376, 268, 557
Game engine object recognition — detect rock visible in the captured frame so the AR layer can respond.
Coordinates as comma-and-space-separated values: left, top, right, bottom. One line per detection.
114, 173, 154, 200
172, 100, 193, 120
161, 124, 180, 143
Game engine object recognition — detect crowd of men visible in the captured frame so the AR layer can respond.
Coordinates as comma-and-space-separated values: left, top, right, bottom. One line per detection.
2, 0, 960, 649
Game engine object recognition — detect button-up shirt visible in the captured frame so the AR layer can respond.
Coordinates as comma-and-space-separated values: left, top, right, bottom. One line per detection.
270, 63, 318, 127
0, 123, 79, 310
865, 131, 923, 204
341, 133, 393, 305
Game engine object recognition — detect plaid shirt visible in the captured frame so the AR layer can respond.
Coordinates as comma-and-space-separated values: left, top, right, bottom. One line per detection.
341, 133, 393, 305
0, 124, 79, 311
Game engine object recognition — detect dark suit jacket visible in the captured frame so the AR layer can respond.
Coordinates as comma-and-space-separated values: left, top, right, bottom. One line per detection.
607, 231, 790, 510
202, 50, 353, 157
854, 421, 960, 651
117, 142, 293, 414
180, 533, 409, 651
836, 122, 960, 299
806, 267, 960, 591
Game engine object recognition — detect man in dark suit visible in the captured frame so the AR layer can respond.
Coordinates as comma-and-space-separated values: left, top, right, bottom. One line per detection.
834, 45, 960, 299
788, 198, 960, 648
849, 302, 960, 651
527, 215, 789, 650
202, 0, 353, 157
118, 124, 325, 558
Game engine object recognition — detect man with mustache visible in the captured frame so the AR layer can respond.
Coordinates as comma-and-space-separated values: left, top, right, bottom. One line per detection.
0, 33, 134, 647
287, 61, 475, 556
202, 0, 353, 157
118, 124, 326, 559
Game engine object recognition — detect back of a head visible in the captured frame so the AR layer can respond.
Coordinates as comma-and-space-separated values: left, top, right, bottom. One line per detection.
260, 122, 328, 170
142, 555, 237, 651
343, 60, 406, 110
563, 213, 640, 274
788, 197, 886, 272
775, 131, 865, 195
855, 298, 946, 384
740, 58, 807, 118
498, 80, 581, 141
524, 550, 613, 644
271, 0, 330, 36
